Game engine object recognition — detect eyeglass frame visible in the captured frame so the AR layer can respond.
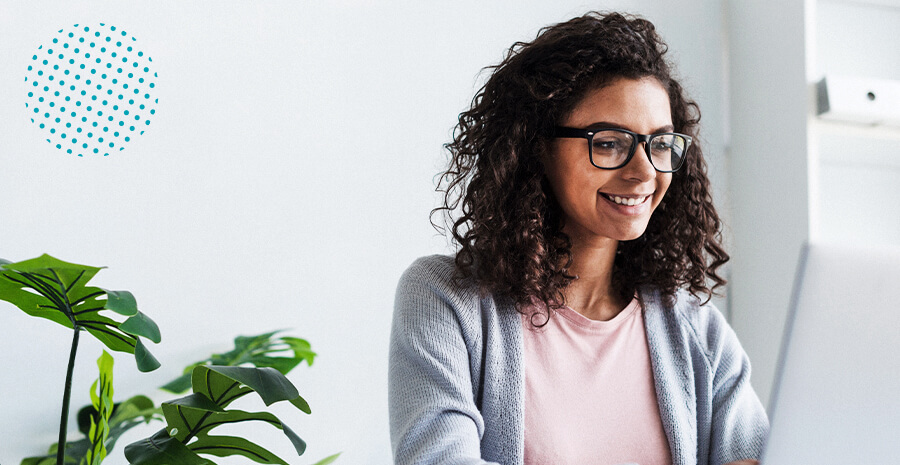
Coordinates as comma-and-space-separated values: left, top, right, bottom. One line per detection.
552, 126, 692, 173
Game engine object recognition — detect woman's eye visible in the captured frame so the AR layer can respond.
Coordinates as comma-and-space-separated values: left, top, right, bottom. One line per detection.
592, 139, 622, 150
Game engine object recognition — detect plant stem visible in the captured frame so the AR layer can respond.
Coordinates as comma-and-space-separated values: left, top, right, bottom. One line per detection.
57, 327, 81, 465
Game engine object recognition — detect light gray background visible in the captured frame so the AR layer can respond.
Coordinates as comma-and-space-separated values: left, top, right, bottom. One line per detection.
1, 0, 897, 464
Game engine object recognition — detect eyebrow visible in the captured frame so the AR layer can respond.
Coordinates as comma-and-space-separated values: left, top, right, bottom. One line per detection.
584, 121, 676, 133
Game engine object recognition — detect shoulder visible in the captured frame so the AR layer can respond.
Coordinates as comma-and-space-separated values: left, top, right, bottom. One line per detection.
397, 254, 458, 290
393, 254, 494, 339
396, 254, 480, 308
393, 255, 518, 347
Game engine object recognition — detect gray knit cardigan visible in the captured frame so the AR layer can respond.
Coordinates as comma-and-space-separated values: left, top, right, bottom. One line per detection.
389, 255, 769, 465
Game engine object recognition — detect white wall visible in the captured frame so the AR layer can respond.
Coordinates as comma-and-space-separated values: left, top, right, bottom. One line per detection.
0, 1, 728, 464
725, 0, 811, 407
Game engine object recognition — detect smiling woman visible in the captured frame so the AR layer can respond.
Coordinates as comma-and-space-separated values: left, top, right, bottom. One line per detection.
389, 11, 768, 465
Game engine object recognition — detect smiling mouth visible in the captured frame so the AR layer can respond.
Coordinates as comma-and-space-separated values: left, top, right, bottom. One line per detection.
599, 193, 652, 206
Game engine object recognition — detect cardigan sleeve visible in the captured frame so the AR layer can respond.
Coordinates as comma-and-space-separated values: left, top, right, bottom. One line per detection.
388, 257, 499, 465
701, 304, 769, 465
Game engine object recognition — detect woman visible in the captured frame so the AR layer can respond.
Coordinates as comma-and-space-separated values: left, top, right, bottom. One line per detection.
389, 11, 768, 465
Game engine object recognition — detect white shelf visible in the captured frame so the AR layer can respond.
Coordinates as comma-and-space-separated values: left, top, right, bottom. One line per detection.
813, 120, 900, 167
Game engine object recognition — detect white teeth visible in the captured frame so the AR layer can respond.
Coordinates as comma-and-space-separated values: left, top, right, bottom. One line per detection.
605, 194, 648, 206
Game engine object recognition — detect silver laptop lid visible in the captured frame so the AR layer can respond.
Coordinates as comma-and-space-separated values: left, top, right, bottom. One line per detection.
761, 242, 900, 464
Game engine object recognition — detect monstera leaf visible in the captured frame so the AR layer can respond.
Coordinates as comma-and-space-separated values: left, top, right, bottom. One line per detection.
161, 330, 316, 394
125, 365, 311, 464
0, 254, 161, 371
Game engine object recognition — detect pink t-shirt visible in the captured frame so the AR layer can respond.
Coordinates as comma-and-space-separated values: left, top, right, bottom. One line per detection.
522, 298, 672, 465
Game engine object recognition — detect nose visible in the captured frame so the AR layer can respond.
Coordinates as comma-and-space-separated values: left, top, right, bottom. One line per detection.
620, 141, 656, 182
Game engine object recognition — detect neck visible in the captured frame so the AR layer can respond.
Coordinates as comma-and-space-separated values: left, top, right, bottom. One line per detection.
563, 234, 628, 321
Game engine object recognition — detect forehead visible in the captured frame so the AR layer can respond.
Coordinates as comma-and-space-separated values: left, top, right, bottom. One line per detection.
562, 77, 673, 131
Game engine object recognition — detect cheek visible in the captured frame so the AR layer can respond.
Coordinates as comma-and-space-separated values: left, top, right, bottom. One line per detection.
543, 154, 594, 202
660, 178, 673, 198
652, 175, 673, 210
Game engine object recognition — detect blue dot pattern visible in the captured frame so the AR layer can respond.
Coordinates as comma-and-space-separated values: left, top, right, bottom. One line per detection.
24, 23, 158, 157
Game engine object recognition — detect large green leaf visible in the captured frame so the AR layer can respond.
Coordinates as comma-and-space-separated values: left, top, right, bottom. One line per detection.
192, 365, 310, 411
0, 255, 161, 372
164, 367, 308, 445
123, 429, 211, 465
86, 351, 115, 465
161, 331, 316, 394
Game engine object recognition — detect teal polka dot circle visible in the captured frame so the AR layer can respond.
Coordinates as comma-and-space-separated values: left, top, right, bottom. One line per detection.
24, 23, 158, 157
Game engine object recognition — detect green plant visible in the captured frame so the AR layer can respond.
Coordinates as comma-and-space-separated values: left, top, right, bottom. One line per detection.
23, 331, 332, 464
3, 255, 338, 465
0, 255, 161, 465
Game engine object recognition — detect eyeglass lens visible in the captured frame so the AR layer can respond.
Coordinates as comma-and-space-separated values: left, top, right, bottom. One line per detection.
589, 130, 687, 171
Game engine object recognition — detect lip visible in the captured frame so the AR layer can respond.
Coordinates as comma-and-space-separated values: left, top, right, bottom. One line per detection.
598, 191, 654, 212
599, 192, 654, 199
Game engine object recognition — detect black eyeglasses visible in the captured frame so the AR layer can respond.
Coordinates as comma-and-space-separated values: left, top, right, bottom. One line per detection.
553, 126, 691, 173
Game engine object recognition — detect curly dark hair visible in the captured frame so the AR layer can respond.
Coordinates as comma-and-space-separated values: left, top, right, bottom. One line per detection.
433, 11, 729, 315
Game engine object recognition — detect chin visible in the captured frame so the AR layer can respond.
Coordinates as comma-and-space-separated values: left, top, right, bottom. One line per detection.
611, 224, 652, 242
618, 232, 647, 242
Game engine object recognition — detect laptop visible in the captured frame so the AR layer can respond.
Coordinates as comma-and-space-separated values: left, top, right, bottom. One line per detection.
760, 242, 900, 464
